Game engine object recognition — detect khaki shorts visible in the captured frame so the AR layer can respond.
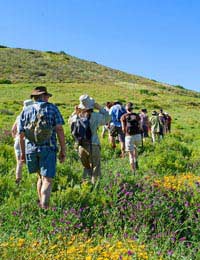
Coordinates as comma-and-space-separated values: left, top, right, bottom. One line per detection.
78, 144, 101, 178
125, 134, 142, 152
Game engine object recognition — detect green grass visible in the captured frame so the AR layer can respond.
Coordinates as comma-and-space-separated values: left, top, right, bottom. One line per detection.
0, 47, 200, 259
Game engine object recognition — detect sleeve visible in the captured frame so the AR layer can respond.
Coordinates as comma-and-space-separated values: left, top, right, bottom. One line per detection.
18, 111, 25, 133
96, 108, 111, 126
54, 106, 65, 126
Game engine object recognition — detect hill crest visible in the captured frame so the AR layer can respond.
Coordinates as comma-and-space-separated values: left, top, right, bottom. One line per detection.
0, 45, 171, 87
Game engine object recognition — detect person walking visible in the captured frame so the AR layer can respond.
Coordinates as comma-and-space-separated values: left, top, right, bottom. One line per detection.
149, 111, 162, 143
109, 101, 126, 157
139, 108, 150, 141
11, 99, 33, 184
69, 94, 111, 184
101, 101, 113, 139
19, 86, 66, 209
121, 102, 142, 172
165, 112, 172, 133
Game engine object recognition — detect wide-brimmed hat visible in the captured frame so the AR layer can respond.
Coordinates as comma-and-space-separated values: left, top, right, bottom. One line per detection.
78, 94, 95, 110
23, 99, 33, 108
30, 86, 52, 98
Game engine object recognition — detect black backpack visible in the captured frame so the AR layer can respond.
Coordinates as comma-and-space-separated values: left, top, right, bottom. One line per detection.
125, 113, 141, 135
71, 115, 92, 145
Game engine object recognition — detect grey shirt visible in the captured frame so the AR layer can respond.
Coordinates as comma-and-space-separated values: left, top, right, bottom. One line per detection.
69, 108, 111, 145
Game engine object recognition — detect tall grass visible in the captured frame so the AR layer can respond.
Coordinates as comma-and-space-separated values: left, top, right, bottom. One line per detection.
0, 82, 200, 259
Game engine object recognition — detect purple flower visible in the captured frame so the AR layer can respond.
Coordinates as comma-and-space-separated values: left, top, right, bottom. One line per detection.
12, 211, 18, 216
179, 237, 186, 242
127, 250, 133, 255
185, 201, 189, 207
167, 250, 173, 256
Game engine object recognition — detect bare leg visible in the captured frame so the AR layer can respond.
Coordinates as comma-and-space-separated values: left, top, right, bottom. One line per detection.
15, 158, 23, 183
37, 173, 42, 203
151, 132, 156, 143
109, 135, 116, 149
120, 141, 125, 157
40, 176, 53, 208
129, 151, 135, 172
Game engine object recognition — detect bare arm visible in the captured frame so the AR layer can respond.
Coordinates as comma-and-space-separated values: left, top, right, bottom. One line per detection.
56, 125, 66, 163
11, 121, 18, 138
121, 115, 126, 133
19, 132, 26, 163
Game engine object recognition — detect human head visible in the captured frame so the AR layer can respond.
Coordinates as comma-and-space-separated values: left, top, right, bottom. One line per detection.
126, 102, 134, 112
23, 99, 33, 109
106, 101, 113, 109
141, 108, 147, 113
78, 94, 95, 110
30, 86, 52, 100
114, 101, 122, 105
152, 110, 157, 116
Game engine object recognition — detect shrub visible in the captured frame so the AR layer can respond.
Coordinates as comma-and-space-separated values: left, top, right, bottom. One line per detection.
174, 85, 185, 89
0, 79, 12, 84
32, 71, 46, 77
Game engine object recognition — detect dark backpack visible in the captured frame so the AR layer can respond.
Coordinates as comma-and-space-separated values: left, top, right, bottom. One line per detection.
125, 113, 141, 135
24, 103, 53, 144
71, 115, 92, 145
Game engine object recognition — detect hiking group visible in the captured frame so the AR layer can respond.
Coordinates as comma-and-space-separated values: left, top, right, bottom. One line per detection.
12, 86, 172, 209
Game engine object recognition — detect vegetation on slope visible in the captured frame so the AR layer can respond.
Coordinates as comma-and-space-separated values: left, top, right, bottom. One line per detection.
0, 46, 200, 259
0, 45, 192, 94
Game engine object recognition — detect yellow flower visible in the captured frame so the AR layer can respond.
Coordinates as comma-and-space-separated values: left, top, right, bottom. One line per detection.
50, 244, 58, 250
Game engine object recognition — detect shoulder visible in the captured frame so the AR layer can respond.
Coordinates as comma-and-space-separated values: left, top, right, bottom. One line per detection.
121, 112, 129, 119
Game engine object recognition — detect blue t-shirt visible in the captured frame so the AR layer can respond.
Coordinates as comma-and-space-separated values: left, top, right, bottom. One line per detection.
109, 104, 126, 127
19, 101, 65, 153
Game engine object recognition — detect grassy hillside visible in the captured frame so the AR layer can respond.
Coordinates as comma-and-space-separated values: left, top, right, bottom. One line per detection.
0, 45, 189, 91
0, 47, 200, 259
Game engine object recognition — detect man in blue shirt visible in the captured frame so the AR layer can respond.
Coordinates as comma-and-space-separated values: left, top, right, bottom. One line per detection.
109, 101, 126, 157
19, 86, 66, 209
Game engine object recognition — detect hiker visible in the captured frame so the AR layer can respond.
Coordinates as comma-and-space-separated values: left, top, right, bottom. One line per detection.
165, 112, 172, 133
109, 101, 126, 157
149, 110, 163, 143
19, 86, 66, 209
11, 99, 33, 184
121, 102, 142, 172
158, 108, 167, 137
101, 101, 113, 138
69, 94, 111, 184
139, 108, 150, 141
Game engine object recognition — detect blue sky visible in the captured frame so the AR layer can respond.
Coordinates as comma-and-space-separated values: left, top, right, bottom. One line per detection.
1, 0, 200, 91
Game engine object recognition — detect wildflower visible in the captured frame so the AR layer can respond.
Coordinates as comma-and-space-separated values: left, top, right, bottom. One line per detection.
127, 250, 133, 255
179, 237, 186, 242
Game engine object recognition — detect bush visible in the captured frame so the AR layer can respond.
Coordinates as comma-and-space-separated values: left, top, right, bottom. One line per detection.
0, 79, 12, 84
174, 85, 185, 89
32, 71, 46, 77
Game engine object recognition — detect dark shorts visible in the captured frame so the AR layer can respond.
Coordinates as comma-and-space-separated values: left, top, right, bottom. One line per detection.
142, 125, 149, 137
110, 125, 125, 142
26, 147, 57, 178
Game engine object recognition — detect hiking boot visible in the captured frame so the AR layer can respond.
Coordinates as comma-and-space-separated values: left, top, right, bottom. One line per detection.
15, 178, 21, 185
